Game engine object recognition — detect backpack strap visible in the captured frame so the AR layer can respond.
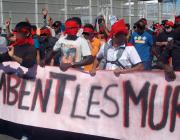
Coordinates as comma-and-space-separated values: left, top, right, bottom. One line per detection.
105, 46, 125, 69
114, 47, 126, 68
100, 42, 126, 69
103, 42, 109, 60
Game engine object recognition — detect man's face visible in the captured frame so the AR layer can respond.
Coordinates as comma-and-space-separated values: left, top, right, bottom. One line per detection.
54, 26, 60, 34
165, 26, 173, 33
136, 21, 145, 33
137, 28, 144, 34
112, 33, 126, 48
16, 32, 25, 40
83, 32, 94, 41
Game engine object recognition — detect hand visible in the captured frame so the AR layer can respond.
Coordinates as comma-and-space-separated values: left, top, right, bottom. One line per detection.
62, 56, 70, 63
40, 60, 46, 67
42, 8, 48, 17
167, 40, 174, 46
164, 65, 176, 81
67, 56, 74, 64
9, 35, 16, 42
90, 69, 96, 76
8, 47, 14, 57
162, 42, 168, 46
25, 17, 30, 23
59, 63, 72, 72
62, 56, 74, 64
48, 17, 53, 27
5, 18, 11, 28
101, 21, 106, 28
114, 68, 122, 77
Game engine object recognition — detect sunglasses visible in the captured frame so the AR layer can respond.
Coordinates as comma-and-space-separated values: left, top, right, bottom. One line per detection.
165, 26, 171, 29
133, 26, 137, 29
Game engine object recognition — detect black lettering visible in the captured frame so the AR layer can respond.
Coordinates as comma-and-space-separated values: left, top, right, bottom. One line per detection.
7, 75, 21, 106
0, 73, 6, 104
101, 84, 119, 118
170, 85, 180, 132
71, 84, 86, 119
148, 85, 172, 130
50, 72, 76, 114
87, 85, 102, 118
123, 80, 150, 127
31, 79, 52, 112
18, 80, 31, 110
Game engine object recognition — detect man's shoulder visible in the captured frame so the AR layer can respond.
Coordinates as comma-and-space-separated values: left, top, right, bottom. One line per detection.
144, 31, 152, 37
125, 44, 136, 52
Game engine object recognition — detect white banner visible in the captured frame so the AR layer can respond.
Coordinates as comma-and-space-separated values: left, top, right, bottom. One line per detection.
0, 62, 180, 140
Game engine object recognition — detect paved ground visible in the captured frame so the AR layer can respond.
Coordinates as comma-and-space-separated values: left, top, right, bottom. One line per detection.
0, 135, 18, 140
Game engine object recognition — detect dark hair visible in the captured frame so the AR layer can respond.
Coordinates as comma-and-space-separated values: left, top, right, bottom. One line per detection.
31, 25, 37, 31
133, 22, 138, 30
14, 22, 32, 37
71, 17, 82, 27
66, 18, 72, 22
161, 20, 168, 26
97, 15, 105, 24
140, 18, 147, 22
52, 21, 62, 28
136, 20, 146, 31
84, 23, 94, 30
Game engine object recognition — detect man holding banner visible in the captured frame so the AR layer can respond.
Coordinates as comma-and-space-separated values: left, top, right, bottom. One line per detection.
51, 18, 94, 72
0, 22, 37, 68
91, 19, 144, 75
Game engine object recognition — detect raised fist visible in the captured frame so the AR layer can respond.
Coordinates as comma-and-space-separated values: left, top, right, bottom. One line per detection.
42, 8, 48, 17
5, 18, 11, 28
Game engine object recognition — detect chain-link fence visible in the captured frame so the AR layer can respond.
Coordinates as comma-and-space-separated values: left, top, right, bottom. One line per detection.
0, 0, 178, 28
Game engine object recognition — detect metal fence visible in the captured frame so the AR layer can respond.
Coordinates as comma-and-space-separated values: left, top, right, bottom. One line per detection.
0, 0, 178, 28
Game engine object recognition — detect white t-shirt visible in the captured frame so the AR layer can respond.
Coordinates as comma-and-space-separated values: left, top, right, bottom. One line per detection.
53, 35, 91, 63
97, 43, 142, 70
0, 36, 7, 53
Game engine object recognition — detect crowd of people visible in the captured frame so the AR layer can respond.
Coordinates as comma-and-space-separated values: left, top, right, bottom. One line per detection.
0, 8, 180, 80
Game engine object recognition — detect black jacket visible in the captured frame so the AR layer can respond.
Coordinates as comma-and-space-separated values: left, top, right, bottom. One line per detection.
160, 40, 180, 71
0, 44, 37, 68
